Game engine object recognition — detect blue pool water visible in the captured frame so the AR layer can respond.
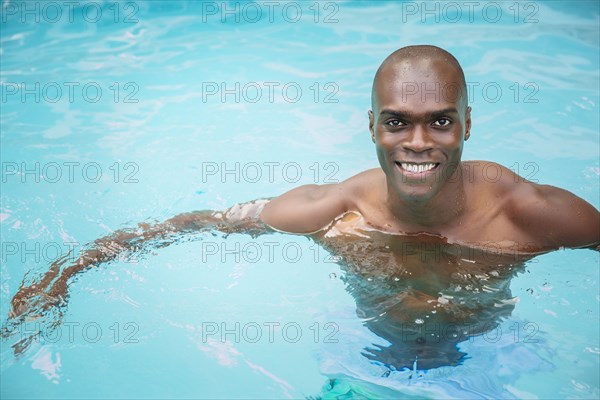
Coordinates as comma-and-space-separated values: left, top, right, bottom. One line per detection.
1, 1, 599, 398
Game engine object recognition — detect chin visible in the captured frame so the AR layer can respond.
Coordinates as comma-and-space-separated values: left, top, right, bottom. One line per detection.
394, 184, 438, 203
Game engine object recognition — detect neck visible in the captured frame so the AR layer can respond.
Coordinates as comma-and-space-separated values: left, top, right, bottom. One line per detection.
385, 173, 467, 232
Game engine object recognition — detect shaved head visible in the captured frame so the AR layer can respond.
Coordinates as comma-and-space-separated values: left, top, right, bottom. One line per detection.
371, 45, 468, 112
368, 45, 473, 203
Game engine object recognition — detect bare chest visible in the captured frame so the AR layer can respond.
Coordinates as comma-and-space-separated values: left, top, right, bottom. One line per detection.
326, 207, 535, 253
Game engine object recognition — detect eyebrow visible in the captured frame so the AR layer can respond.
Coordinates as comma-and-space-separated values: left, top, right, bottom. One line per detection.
379, 107, 459, 120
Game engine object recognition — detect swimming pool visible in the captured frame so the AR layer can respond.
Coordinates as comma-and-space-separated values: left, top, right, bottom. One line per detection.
1, 0, 598, 398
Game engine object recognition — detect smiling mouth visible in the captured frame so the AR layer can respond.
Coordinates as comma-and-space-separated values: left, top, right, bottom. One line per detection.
395, 162, 440, 173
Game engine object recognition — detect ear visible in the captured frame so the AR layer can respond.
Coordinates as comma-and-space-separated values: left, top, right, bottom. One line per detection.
368, 110, 375, 143
464, 106, 472, 141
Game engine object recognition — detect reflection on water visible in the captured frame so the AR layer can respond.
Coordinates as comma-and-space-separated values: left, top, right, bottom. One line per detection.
319, 230, 531, 370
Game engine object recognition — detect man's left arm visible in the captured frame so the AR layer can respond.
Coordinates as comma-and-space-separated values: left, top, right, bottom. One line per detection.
509, 183, 600, 251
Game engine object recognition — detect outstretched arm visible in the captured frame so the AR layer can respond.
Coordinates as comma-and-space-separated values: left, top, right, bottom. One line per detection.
7, 199, 273, 321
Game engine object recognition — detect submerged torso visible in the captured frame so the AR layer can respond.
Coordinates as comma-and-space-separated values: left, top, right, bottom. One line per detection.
311, 211, 532, 369
241, 199, 537, 369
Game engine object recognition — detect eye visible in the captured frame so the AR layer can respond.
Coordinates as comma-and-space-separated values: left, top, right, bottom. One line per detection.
385, 119, 406, 127
433, 118, 452, 127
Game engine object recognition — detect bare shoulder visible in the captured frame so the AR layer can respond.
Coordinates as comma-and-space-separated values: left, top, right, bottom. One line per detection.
474, 161, 600, 250
260, 168, 382, 234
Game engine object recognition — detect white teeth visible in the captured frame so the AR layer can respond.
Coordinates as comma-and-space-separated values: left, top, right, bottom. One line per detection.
399, 163, 437, 173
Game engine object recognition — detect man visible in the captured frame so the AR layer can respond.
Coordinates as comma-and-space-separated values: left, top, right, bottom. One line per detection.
261, 45, 599, 251
5, 45, 599, 368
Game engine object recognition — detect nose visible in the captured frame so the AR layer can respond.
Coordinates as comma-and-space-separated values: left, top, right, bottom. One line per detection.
403, 125, 433, 153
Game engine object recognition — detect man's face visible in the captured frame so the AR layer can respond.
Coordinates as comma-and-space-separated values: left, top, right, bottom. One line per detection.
369, 59, 471, 202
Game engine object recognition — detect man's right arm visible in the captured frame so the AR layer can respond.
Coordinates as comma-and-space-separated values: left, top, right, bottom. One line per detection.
6, 200, 273, 324
260, 183, 350, 234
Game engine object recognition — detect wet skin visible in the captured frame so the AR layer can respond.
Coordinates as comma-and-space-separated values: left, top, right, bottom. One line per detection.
259, 46, 599, 368
260, 46, 599, 250
4, 46, 599, 369
314, 212, 531, 369
4, 209, 533, 370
